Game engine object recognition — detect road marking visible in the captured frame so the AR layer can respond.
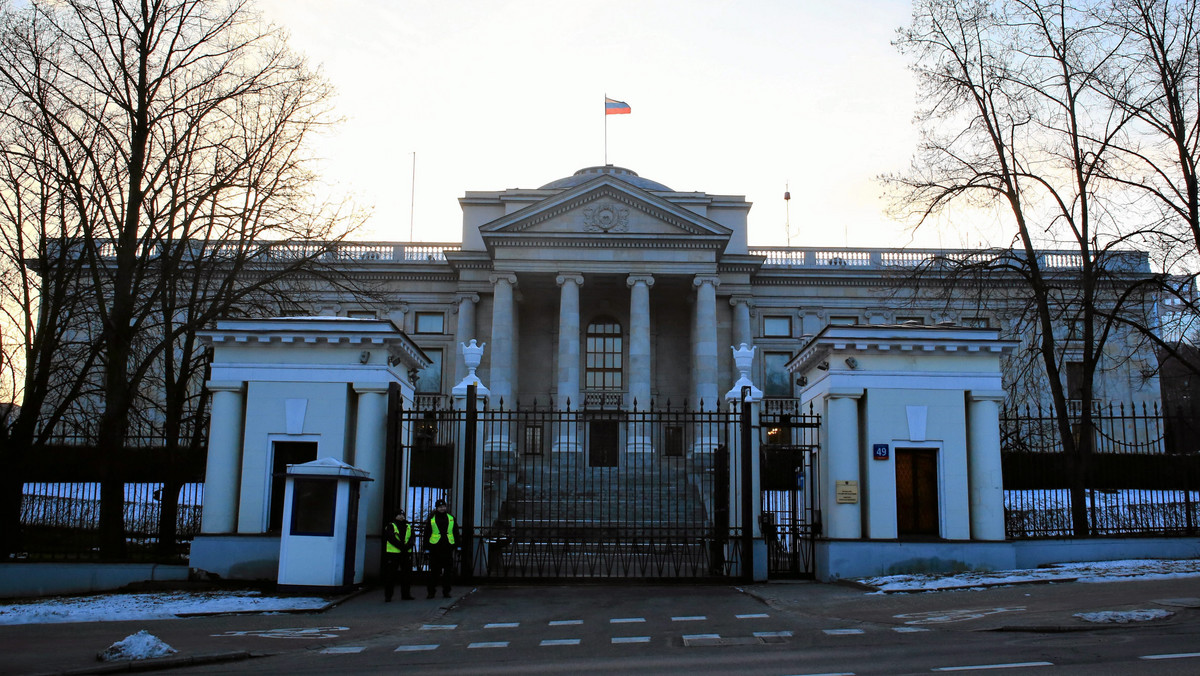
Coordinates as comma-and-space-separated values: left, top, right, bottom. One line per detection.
893, 626, 931, 633
754, 630, 793, 638
612, 636, 651, 644
823, 628, 864, 635
212, 627, 348, 639
1140, 652, 1200, 660
683, 633, 721, 640
672, 615, 707, 621
781, 673, 855, 676
468, 641, 509, 649
932, 662, 1053, 671
394, 644, 439, 652
549, 619, 583, 626
540, 638, 581, 646
611, 617, 646, 623
896, 607, 1026, 625
420, 624, 457, 631
484, 622, 519, 629
319, 646, 364, 654
737, 613, 770, 619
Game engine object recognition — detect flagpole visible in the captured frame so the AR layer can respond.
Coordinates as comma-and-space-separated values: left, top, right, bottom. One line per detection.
604, 93, 608, 165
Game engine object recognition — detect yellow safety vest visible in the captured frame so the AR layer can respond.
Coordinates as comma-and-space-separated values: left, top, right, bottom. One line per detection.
428, 514, 456, 545
386, 522, 412, 554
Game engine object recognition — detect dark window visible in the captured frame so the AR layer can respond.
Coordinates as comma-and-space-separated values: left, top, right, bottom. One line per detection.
524, 425, 544, 455
964, 316, 990, 329
763, 316, 792, 337
585, 317, 623, 391
289, 478, 338, 536
346, 310, 375, 319
589, 419, 619, 467
829, 315, 857, 326
665, 426, 684, 457
896, 448, 939, 536
415, 348, 442, 393
1066, 361, 1086, 401
763, 351, 791, 398
415, 312, 444, 334
270, 441, 318, 531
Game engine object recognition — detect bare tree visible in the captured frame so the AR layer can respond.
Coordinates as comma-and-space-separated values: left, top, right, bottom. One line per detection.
0, 0, 360, 558
890, 0, 1164, 535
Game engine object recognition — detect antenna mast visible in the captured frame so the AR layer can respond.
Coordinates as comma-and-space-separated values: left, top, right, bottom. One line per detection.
409, 152, 416, 242
784, 183, 792, 247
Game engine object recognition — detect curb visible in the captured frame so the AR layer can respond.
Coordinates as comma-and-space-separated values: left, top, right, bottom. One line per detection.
872, 577, 1079, 594
28, 651, 257, 676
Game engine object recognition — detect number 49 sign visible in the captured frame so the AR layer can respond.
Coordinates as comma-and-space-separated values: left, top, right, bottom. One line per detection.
873, 444, 889, 460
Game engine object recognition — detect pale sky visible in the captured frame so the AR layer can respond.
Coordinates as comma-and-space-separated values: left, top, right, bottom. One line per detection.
255, 0, 989, 249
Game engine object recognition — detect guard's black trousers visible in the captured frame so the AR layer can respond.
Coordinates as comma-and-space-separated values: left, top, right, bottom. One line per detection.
427, 546, 454, 595
382, 552, 411, 600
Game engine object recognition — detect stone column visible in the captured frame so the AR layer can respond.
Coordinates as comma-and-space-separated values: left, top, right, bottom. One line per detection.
453, 293, 479, 384
554, 273, 584, 454
488, 273, 517, 405
201, 381, 246, 534
555, 273, 584, 409
352, 383, 389, 538
627, 274, 655, 454
825, 388, 864, 539
693, 275, 720, 409
967, 390, 1007, 541
730, 297, 753, 389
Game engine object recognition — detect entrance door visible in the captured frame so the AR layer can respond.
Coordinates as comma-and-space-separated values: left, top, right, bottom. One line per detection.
896, 448, 939, 536
589, 420, 619, 467
270, 441, 318, 531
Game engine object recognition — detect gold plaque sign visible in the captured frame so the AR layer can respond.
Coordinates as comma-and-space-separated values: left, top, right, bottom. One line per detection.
835, 480, 859, 504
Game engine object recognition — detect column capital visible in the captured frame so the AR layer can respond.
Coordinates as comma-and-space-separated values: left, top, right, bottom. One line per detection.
693, 274, 721, 289
728, 295, 754, 308
626, 273, 655, 288
455, 292, 480, 305
205, 380, 245, 393
556, 272, 585, 287
967, 390, 1006, 403
393, 303, 410, 316
827, 387, 864, 401
352, 382, 391, 395
489, 272, 518, 287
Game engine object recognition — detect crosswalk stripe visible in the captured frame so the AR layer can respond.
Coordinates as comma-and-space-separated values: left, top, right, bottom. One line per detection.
737, 613, 770, 619
893, 626, 930, 633
394, 644, 439, 652
485, 622, 519, 628
468, 641, 509, 649
540, 638, 581, 646
319, 646, 364, 654
612, 636, 651, 644
672, 616, 707, 621
549, 619, 583, 626
683, 633, 721, 640
611, 617, 646, 623
420, 624, 456, 631
823, 628, 864, 635
754, 630, 793, 638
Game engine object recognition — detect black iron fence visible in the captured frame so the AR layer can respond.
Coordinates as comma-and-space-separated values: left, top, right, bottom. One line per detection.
1001, 401, 1199, 538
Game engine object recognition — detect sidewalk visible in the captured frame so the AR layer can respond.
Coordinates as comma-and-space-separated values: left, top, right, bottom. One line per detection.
3, 575, 1198, 676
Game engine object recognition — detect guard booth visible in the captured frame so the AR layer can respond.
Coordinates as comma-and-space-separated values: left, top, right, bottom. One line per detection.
277, 458, 373, 591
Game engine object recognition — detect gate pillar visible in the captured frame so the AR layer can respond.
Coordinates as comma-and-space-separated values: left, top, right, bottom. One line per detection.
726, 344, 766, 582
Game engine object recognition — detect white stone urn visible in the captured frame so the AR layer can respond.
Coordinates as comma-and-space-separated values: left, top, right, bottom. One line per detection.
725, 342, 763, 402
453, 339, 489, 396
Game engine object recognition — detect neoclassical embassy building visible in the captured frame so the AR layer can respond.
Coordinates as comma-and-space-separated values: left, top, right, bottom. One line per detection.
312, 164, 1160, 412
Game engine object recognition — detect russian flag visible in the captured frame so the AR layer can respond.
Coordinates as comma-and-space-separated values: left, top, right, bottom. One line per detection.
605, 97, 631, 115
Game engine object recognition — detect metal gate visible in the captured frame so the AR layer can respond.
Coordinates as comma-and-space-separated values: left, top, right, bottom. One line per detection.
386, 387, 746, 579
760, 400, 821, 578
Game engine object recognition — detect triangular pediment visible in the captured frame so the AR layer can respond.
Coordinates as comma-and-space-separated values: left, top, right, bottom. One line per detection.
479, 176, 733, 246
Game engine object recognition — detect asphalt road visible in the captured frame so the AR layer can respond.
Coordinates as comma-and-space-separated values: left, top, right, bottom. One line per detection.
153, 583, 1200, 676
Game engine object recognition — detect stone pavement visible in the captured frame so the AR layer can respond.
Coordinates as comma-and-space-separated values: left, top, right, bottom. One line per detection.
3, 576, 1197, 676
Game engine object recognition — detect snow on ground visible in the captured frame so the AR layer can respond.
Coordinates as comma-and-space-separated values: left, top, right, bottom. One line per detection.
0, 590, 330, 626
858, 558, 1200, 592
1074, 609, 1175, 623
97, 630, 177, 661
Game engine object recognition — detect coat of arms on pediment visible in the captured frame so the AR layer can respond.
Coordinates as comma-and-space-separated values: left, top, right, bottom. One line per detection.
582, 203, 629, 233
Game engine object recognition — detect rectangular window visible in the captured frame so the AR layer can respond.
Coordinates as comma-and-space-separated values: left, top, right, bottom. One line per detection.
963, 316, 990, 329
763, 316, 792, 337
1066, 361, 1086, 401
289, 478, 338, 537
665, 426, 684, 457
829, 315, 857, 326
415, 348, 442, 393
524, 425, 544, 455
763, 351, 792, 398
346, 310, 375, 319
415, 312, 444, 334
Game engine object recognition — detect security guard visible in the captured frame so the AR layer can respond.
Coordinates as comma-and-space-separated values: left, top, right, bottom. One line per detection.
424, 499, 458, 599
382, 510, 414, 601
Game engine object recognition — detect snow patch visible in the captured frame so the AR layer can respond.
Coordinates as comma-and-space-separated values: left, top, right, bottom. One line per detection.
1073, 609, 1175, 624
97, 630, 177, 661
858, 558, 1200, 592
0, 591, 329, 626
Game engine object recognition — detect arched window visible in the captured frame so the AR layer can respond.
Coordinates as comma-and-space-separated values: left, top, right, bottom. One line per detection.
585, 316, 623, 391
